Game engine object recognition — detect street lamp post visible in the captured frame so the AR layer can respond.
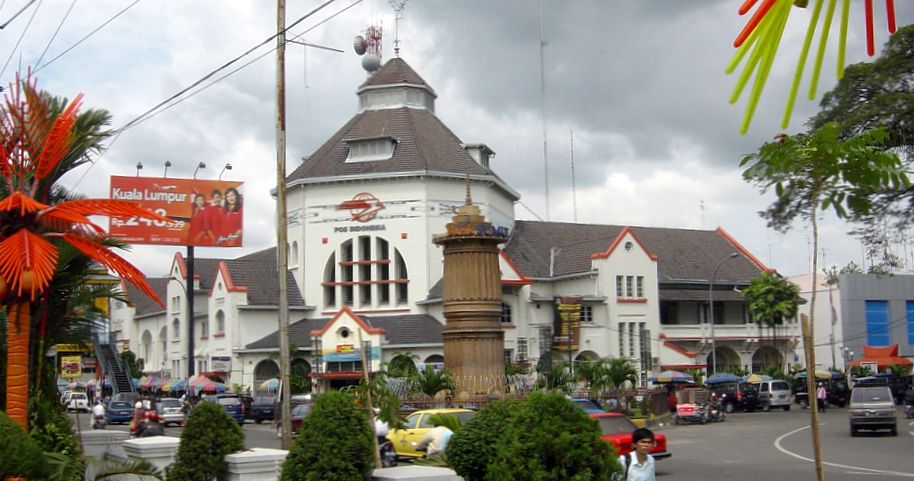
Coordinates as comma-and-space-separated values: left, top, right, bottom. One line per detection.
218, 163, 232, 180
136, 162, 143, 176
709, 252, 739, 374
163, 160, 171, 178
193, 161, 206, 179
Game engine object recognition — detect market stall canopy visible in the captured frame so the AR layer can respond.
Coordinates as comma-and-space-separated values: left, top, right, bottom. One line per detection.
796, 369, 833, 379
705, 372, 742, 385
848, 344, 913, 370
259, 378, 280, 390
744, 374, 773, 383
648, 370, 694, 383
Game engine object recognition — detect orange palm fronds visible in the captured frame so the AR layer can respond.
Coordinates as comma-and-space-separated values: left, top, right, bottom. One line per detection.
45, 199, 170, 221
0, 191, 50, 216
34, 93, 83, 181
0, 230, 59, 299
63, 233, 163, 307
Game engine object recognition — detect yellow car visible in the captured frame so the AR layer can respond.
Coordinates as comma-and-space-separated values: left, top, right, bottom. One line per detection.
386, 408, 475, 458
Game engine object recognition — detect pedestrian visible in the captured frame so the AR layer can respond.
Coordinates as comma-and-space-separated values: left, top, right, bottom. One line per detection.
416, 420, 453, 457
816, 382, 827, 413
619, 427, 656, 481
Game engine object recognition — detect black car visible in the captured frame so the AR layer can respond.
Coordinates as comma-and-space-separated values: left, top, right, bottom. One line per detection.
249, 395, 276, 423
709, 382, 760, 413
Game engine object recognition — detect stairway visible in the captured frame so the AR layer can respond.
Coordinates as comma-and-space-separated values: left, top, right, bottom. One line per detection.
98, 342, 135, 395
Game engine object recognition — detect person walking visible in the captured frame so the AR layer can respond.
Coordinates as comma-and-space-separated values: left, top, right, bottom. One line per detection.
619, 428, 656, 481
816, 382, 827, 413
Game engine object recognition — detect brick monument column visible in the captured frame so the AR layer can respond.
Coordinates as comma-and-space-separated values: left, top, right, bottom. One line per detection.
432, 192, 508, 399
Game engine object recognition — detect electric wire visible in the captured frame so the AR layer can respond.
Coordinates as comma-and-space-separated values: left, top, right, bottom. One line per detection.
69, 0, 361, 191
33, 0, 139, 74
0, 0, 36, 29
0, 0, 41, 81
34, 0, 77, 68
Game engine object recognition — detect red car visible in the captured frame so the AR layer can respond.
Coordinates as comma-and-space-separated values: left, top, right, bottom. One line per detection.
589, 412, 671, 460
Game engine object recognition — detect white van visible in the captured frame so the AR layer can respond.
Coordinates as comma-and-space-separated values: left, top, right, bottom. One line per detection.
66, 392, 89, 412
757, 380, 792, 411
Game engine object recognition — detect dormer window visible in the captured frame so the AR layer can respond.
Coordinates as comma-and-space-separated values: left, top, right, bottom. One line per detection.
345, 137, 398, 163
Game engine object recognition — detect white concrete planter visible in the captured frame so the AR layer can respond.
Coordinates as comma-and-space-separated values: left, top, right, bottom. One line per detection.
122, 436, 181, 473
372, 466, 464, 481
224, 448, 289, 481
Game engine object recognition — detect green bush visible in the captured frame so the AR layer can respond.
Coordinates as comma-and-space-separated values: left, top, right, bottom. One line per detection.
280, 390, 374, 481
167, 400, 244, 481
0, 410, 52, 479
446, 399, 522, 481
485, 391, 620, 481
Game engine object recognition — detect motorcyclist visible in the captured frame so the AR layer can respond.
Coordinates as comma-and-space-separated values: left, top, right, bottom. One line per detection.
904, 387, 914, 419
92, 400, 107, 429
136, 411, 165, 437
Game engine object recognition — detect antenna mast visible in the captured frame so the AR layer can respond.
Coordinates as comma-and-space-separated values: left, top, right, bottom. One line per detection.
539, 0, 550, 221
570, 129, 577, 222
389, 0, 409, 57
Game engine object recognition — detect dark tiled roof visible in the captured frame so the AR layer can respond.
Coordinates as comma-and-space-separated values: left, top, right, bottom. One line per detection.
245, 314, 443, 350
287, 107, 496, 182
126, 277, 169, 316
658, 289, 745, 301
222, 247, 305, 306
188, 258, 222, 291
503, 221, 765, 284
359, 57, 433, 92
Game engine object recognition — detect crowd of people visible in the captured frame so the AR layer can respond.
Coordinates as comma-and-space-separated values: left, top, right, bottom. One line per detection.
187, 187, 243, 246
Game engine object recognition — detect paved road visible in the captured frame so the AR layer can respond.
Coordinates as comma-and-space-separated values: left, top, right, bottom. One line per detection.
73, 405, 914, 479
658, 405, 914, 480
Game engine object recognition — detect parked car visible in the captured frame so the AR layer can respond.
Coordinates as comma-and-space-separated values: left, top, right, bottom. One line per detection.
276, 402, 312, 438
106, 400, 134, 424
249, 395, 276, 423
589, 412, 671, 460
386, 408, 476, 458
202, 393, 245, 425
571, 398, 606, 413
756, 380, 792, 411
111, 392, 139, 406
848, 385, 897, 436
709, 382, 760, 413
66, 392, 89, 412
156, 397, 186, 426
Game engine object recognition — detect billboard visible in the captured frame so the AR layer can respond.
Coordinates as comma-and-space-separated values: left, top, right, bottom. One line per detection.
553, 296, 583, 352
61, 355, 82, 379
109, 176, 244, 247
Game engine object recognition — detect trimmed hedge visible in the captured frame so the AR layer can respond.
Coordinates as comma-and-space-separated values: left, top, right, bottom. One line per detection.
446, 399, 522, 481
484, 391, 620, 481
280, 390, 374, 481
0, 410, 51, 479
167, 400, 245, 481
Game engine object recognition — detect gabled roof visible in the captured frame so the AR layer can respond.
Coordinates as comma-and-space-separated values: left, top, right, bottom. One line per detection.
286, 107, 511, 191
359, 57, 435, 94
223, 248, 306, 306
503, 221, 768, 283
244, 313, 443, 350
123, 277, 169, 316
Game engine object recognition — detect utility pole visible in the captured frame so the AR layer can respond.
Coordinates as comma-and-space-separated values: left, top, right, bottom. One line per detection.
275, 0, 292, 450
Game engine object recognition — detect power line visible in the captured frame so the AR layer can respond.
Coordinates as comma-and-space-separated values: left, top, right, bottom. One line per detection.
114, 0, 339, 135
34, 0, 140, 74
34, 0, 77, 67
0, 0, 41, 81
0, 0, 36, 29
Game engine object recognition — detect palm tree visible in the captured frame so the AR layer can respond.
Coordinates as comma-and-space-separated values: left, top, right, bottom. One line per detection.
0, 75, 165, 429
410, 367, 454, 399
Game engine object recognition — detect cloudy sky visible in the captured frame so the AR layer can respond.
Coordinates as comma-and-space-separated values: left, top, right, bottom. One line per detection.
3, 0, 913, 279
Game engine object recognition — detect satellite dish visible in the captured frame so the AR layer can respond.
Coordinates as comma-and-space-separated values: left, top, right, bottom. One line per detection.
361, 53, 381, 72
353, 35, 366, 55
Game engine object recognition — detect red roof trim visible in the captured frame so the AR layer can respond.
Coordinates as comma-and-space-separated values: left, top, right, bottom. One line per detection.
218, 261, 247, 293
499, 249, 533, 285
591, 226, 658, 261
310, 306, 385, 337
617, 298, 648, 304
715, 226, 775, 273
661, 364, 707, 370
663, 341, 698, 358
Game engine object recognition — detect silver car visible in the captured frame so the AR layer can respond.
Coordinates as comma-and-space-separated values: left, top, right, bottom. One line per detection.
757, 380, 792, 411
849, 386, 897, 436
156, 398, 186, 426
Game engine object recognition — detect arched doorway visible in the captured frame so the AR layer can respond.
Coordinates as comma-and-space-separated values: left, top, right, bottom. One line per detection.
707, 346, 741, 374
253, 359, 280, 390
751, 346, 783, 372
388, 354, 418, 377
423, 354, 444, 372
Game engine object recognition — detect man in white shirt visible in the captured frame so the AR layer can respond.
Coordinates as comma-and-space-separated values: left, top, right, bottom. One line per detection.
92, 400, 106, 418
619, 427, 656, 481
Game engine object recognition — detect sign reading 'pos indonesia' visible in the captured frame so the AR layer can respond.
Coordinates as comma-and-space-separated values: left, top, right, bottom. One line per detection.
109, 176, 244, 247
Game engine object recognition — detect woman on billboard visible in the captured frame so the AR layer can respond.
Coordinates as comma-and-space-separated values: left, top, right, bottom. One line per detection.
218, 187, 242, 246
188, 193, 216, 245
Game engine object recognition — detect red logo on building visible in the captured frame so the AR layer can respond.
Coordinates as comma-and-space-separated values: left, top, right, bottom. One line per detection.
337, 193, 385, 222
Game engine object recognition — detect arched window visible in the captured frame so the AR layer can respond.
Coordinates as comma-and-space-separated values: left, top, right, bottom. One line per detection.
216, 310, 225, 333
292, 241, 299, 265
322, 235, 409, 310
201, 319, 209, 338
141, 330, 152, 364
172, 318, 180, 339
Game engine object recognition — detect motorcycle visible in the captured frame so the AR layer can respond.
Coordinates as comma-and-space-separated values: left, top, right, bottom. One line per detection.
378, 439, 398, 467
706, 400, 726, 422
92, 414, 107, 430
905, 403, 913, 419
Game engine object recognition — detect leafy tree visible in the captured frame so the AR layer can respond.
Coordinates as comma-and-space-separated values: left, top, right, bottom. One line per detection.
742, 122, 907, 481
387, 352, 418, 378
850, 365, 874, 378
447, 399, 523, 481
280, 390, 374, 481
121, 349, 142, 379
743, 272, 800, 358
484, 391, 619, 481
0, 410, 51, 479
167, 401, 244, 481
811, 24, 914, 266
888, 364, 911, 377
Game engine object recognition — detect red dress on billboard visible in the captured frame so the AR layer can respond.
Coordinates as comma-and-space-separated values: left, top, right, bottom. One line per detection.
219, 208, 242, 246
204, 205, 224, 245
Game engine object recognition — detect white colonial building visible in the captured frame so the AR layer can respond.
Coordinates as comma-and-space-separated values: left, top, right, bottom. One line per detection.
112, 57, 797, 392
